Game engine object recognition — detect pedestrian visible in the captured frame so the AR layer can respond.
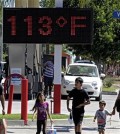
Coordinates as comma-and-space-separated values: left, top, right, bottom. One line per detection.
0, 84, 5, 115
3, 56, 9, 78
66, 77, 90, 134
112, 90, 120, 118
32, 92, 53, 134
43, 58, 54, 98
93, 100, 112, 134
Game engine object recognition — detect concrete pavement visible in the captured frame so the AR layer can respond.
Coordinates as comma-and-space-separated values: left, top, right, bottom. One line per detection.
6, 118, 120, 134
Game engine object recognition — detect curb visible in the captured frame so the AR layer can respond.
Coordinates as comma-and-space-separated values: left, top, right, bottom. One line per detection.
102, 91, 118, 95
7, 119, 74, 127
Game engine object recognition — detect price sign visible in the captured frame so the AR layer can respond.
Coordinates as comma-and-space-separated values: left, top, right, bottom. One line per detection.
3, 8, 93, 44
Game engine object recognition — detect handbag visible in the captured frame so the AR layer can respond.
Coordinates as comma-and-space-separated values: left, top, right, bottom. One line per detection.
0, 118, 7, 134
68, 112, 73, 124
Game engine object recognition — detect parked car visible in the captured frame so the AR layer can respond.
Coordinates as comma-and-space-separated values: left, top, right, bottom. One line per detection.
61, 62, 105, 101
75, 60, 95, 64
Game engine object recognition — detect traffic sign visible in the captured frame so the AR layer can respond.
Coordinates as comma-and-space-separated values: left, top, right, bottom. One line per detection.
113, 11, 120, 18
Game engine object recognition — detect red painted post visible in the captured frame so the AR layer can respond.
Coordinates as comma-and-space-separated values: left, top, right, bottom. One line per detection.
21, 79, 28, 125
54, 84, 61, 113
7, 85, 14, 114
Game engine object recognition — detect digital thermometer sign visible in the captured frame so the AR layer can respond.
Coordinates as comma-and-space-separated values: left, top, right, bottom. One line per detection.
3, 8, 93, 44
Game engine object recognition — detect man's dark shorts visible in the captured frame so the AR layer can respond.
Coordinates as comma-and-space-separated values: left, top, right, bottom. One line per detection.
72, 109, 84, 126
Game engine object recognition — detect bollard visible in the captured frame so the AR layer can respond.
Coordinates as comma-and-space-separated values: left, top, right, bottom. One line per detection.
7, 85, 14, 114
21, 79, 28, 125
54, 84, 61, 113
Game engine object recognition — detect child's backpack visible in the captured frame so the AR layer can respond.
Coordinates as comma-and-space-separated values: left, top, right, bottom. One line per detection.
115, 99, 120, 112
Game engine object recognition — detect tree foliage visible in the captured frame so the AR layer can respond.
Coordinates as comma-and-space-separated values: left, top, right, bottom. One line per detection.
40, 0, 54, 8
64, 0, 120, 65
90, 0, 120, 63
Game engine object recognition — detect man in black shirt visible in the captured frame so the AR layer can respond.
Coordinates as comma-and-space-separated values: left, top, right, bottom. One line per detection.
67, 77, 90, 134
0, 84, 5, 115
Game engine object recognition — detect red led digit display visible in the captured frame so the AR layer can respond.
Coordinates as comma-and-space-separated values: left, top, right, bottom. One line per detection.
24, 16, 32, 36
3, 8, 93, 44
7, 16, 16, 36
71, 16, 87, 36
38, 16, 52, 35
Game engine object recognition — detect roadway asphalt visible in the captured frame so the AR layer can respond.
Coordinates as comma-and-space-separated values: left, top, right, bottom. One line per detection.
1, 92, 120, 134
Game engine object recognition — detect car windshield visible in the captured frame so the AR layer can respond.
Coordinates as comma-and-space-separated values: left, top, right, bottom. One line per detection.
66, 65, 98, 77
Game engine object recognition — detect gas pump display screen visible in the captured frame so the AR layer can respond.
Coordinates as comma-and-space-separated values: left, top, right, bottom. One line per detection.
3, 8, 93, 44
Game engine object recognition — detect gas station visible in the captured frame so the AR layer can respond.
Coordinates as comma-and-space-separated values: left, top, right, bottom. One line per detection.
2, 0, 93, 116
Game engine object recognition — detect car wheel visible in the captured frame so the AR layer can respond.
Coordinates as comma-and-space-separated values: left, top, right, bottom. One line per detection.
95, 94, 102, 101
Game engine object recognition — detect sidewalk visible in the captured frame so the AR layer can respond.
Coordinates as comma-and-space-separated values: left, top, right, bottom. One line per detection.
7, 118, 120, 134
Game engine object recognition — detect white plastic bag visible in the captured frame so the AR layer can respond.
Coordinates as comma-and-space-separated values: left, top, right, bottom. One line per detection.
47, 124, 56, 134
68, 112, 73, 124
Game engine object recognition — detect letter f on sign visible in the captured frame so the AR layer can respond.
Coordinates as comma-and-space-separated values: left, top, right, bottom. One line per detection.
71, 16, 87, 36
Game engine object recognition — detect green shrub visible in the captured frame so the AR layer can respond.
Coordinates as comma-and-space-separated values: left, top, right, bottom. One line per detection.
103, 77, 114, 88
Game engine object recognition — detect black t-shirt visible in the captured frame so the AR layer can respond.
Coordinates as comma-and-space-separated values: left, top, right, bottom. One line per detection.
68, 88, 89, 112
114, 99, 120, 112
0, 84, 3, 95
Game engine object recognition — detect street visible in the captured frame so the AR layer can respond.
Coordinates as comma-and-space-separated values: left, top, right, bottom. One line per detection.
85, 94, 118, 116
2, 94, 118, 116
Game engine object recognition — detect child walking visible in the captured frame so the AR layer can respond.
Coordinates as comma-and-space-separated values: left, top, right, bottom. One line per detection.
93, 100, 112, 134
32, 92, 53, 134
